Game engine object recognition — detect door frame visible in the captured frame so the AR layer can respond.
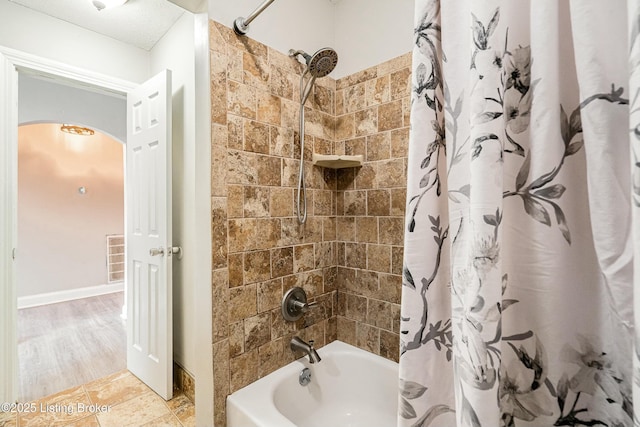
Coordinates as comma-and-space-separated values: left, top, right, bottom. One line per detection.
0, 47, 131, 400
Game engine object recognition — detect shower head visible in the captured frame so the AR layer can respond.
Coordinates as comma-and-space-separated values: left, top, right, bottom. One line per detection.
289, 47, 338, 77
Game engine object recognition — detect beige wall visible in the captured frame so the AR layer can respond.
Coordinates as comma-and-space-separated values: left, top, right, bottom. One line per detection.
209, 18, 412, 426
17, 123, 124, 298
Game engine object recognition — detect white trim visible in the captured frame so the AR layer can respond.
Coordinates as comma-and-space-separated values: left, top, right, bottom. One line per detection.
193, 12, 214, 426
17, 283, 124, 309
0, 48, 19, 404
0, 45, 137, 403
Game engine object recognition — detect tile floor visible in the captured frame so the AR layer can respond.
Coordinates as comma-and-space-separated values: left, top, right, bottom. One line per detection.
0, 370, 195, 427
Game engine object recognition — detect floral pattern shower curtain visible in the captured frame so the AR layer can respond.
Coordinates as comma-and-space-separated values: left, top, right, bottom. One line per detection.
399, 1, 638, 426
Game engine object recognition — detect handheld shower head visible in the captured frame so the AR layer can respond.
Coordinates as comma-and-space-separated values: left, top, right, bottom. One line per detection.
289, 48, 338, 78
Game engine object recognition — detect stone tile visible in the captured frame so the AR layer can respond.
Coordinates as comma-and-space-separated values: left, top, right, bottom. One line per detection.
313, 84, 335, 115
271, 308, 297, 340
378, 52, 412, 76
391, 246, 404, 276
227, 185, 244, 218
356, 216, 378, 243
391, 188, 407, 216
367, 189, 391, 216
244, 250, 271, 284
326, 316, 338, 343
314, 241, 334, 269
256, 155, 282, 186
212, 339, 230, 427
336, 66, 378, 90
367, 299, 394, 331
366, 75, 390, 107
391, 127, 410, 158
269, 65, 294, 100
344, 136, 366, 157
344, 84, 365, 113
243, 120, 270, 154
140, 413, 182, 427
211, 197, 228, 269
228, 253, 244, 287
355, 106, 378, 137
294, 244, 315, 272
270, 126, 293, 158
63, 415, 100, 427
390, 67, 412, 100
227, 114, 244, 150
313, 189, 333, 216
243, 186, 270, 218
345, 242, 366, 269
280, 98, 300, 130
380, 330, 400, 363
336, 216, 356, 242
366, 132, 391, 161
229, 284, 257, 323
175, 367, 195, 404
379, 274, 402, 305
323, 266, 338, 293
334, 113, 355, 142
258, 278, 283, 313
85, 371, 148, 408
243, 51, 270, 90
214, 21, 268, 58
377, 158, 406, 188
228, 218, 257, 252
343, 190, 366, 216
227, 46, 243, 82
356, 323, 380, 354
244, 312, 271, 351
368, 244, 391, 273
20, 386, 90, 427
337, 316, 356, 346
166, 393, 195, 427
257, 92, 282, 126
403, 96, 411, 127
271, 247, 293, 278
259, 338, 285, 378
254, 218, 282, 250
322, 217, 336, 242
378, 100, 403, 132
227, 150, 258, 185
229, 321, 244, 357
211, 144, 227, 197
269, 187, 293, 217
208, 20, 226, 54
379, 217, 404, 246
345, 292, 367, 323
210, 50, 227, 126
268, 46, 303, 75
335, 89, 345, 115
230, 349, 259, 393
285, 271, 323, 299
212, 268, 229, 340
96, 391, 170, 427
228, 80, 257, 119
355, 163, 376, 189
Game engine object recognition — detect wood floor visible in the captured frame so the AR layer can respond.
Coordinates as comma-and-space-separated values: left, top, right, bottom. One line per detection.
18, 292, 126, 402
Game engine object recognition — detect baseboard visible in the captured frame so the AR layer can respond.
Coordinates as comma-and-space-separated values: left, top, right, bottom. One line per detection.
18, 282, 124, 309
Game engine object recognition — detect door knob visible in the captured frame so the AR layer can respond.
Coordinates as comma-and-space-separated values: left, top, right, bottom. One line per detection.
149, 247, 165, 256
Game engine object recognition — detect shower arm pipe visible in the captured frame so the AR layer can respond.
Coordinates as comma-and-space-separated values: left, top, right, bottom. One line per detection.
233, 0, 277, 35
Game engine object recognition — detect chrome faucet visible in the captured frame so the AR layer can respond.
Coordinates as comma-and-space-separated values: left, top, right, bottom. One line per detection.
290, 336, 321, 363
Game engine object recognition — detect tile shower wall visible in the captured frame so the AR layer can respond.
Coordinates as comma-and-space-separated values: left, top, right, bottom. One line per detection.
209, 18, 412, 426
209, 21, 338, 426
334, 53, 411, 364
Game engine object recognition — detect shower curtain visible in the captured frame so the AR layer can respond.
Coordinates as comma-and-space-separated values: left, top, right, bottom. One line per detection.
399, 1, 639, 426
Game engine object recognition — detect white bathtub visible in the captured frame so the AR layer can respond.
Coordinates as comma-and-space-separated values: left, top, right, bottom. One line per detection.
227, 340, 399, 427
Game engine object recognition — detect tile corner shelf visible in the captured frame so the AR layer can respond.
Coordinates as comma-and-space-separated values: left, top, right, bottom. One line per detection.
311, 154, 363, 169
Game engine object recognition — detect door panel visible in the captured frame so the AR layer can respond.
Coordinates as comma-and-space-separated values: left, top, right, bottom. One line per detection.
126, 70, 172, 400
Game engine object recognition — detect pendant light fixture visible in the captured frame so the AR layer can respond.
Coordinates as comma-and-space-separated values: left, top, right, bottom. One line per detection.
90, 0, 128, 11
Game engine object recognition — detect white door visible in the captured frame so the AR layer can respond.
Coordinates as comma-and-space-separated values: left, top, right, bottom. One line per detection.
126, 69, 173, 400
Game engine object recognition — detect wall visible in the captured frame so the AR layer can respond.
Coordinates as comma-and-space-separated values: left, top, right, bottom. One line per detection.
17, 123, 124, 297
209, 20, 338, 426
207, 0, 414, 78
19, 74, 127, 142
208, 13, 413, 424
0, 0, 149, 83
150, 11, 199, 378
333, 0, 414, 78
334, 53, 411, 363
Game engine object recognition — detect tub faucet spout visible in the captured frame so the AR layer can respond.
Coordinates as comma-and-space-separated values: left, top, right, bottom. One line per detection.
290, 336, 321, 363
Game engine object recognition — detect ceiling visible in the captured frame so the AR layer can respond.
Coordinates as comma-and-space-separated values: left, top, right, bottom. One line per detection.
7, 0, 185, 51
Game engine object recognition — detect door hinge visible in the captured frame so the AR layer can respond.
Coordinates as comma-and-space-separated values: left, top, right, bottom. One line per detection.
12, 248, 16, 260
